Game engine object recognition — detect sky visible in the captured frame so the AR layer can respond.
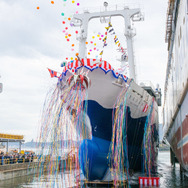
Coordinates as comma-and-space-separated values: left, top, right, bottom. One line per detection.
0, 0, 168, 142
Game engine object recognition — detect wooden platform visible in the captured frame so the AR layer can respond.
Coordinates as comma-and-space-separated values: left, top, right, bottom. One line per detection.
75, 180, 128, 188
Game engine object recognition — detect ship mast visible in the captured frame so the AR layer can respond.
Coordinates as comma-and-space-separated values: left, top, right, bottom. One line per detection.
71, 2, 143, 82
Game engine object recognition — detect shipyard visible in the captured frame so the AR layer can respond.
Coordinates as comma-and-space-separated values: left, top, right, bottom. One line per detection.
0, 0, 188, 187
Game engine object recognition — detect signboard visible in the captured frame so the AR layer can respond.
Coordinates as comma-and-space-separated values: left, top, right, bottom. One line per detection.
0, 83, 2, 93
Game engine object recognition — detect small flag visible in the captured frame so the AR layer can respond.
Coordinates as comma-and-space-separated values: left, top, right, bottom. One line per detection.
48, 68, 58, 78
143, 103, 149, 113
109, 28, 114, 33
99, 51, 103, 55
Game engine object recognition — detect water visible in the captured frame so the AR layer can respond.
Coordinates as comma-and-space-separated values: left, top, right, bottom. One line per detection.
1, 151, 188, 188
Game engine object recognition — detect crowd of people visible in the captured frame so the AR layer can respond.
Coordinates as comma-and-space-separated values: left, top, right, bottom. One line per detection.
0, 152, 36, 165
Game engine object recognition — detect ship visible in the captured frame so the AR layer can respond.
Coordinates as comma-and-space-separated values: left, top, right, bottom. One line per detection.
49, 3, 161, 182
163, 0, 188, 171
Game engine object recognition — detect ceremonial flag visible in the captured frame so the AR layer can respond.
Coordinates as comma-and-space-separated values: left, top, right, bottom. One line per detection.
48, 68, 58, 78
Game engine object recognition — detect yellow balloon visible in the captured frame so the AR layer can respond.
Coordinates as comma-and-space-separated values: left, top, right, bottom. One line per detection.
71, 57, 73, 60
94, 43, 96, 46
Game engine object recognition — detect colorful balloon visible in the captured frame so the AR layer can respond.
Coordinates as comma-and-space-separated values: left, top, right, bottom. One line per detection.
36, 7, 40, 10
61, 13, 65, 16
61, 62, 66, 67
51, 1, 54, 4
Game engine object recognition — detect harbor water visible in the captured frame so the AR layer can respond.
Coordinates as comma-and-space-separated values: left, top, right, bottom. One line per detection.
1, 151, 188, 188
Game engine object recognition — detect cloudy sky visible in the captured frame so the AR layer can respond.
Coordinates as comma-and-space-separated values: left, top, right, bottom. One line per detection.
0, 0, 168, 142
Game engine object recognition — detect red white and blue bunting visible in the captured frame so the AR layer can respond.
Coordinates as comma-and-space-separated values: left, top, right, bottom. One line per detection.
59, 58, 128, 82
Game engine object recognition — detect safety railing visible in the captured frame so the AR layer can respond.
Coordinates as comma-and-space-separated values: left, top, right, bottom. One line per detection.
0, 157, 37, 165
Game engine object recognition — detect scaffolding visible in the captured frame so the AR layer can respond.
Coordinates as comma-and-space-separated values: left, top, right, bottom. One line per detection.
0, 133, 25, 154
